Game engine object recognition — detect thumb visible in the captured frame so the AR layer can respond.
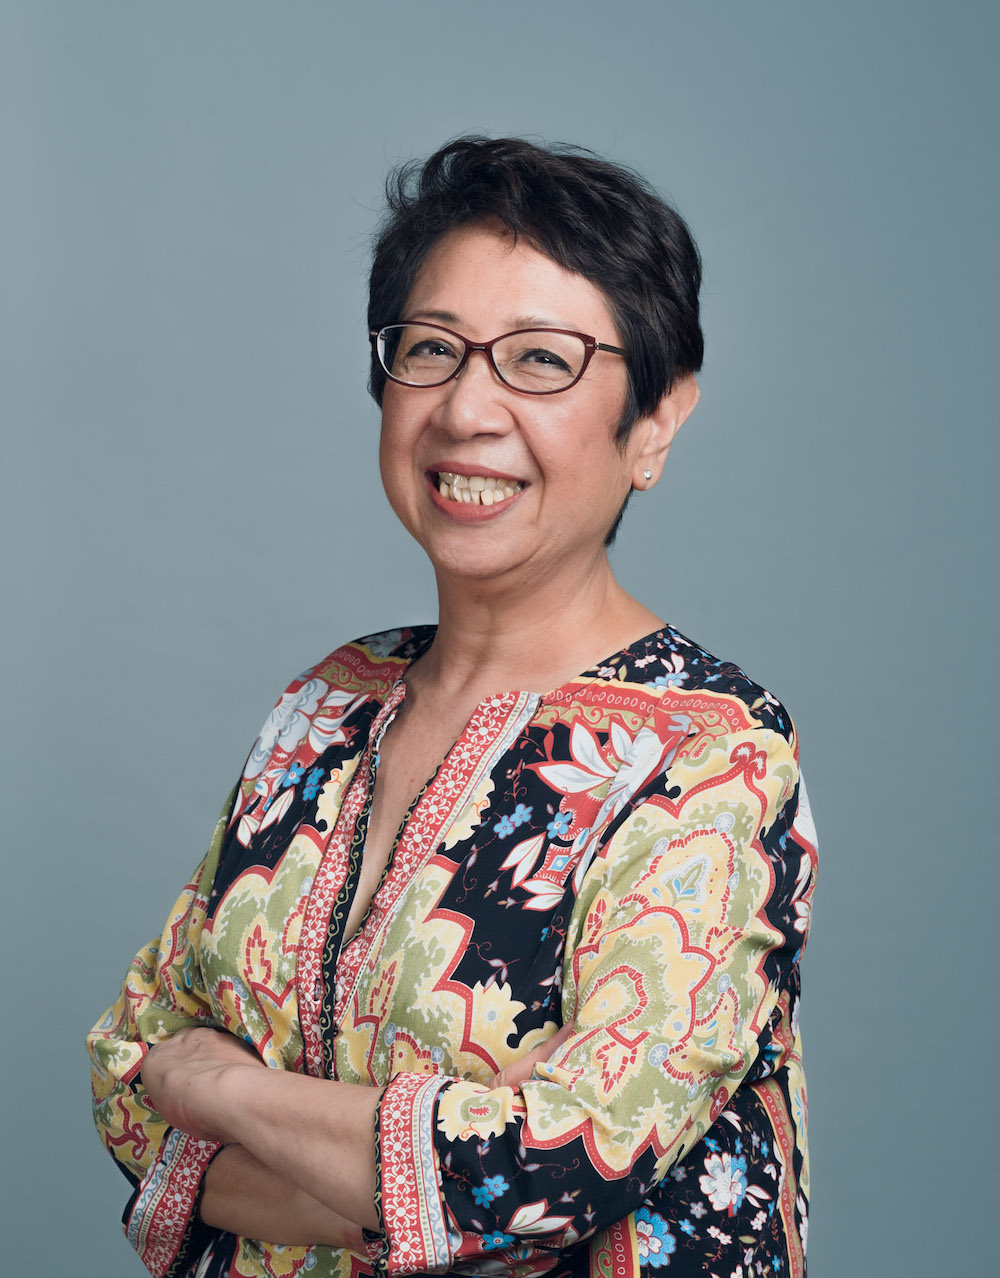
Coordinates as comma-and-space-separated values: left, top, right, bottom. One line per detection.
491, 1023, 575, 1090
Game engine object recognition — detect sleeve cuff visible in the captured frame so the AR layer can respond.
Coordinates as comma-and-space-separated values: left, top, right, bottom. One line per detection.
370, 1072, 456, 1278
123, 1128, 222, 1277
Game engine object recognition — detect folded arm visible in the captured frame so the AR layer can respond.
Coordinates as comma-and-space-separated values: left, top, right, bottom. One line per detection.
86, 789, 363, 1266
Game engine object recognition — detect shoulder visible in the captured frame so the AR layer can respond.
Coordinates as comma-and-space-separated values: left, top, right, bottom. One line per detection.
241, 624, 435, 781
594, 627, 815, 884
617, 623, 797, 748
302, 624, 436, 692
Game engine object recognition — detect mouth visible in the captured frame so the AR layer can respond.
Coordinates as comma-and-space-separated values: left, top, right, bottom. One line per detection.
433, 470, 526, 507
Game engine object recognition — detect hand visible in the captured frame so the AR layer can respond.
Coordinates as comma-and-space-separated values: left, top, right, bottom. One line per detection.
142, 1027, 264, 1142
490, 1023, 575, 1090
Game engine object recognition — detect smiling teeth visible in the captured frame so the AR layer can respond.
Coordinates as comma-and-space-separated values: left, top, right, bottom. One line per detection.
437, 472, 523, 504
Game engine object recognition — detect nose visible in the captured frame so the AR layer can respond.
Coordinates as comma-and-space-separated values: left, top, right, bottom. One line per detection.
431, 348, 514, 438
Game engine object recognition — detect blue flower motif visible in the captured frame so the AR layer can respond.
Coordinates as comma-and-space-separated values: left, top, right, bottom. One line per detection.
773, 1258, 782, 1271
546, 810, 572, 838
679, 1219, 695, 1236
634, 1209, 676, 1268
483, 1174, 509, 1200
483, 1232, 513, 1251
511, 803, 533, 827
302, 766, 325, 800
704, 1137, 720, 1152
470, 1175, 509, 1207
761, 1140, 769, 1158
283, 762, 305, 787
651, 671, 689, 689
493, 814, 516, 838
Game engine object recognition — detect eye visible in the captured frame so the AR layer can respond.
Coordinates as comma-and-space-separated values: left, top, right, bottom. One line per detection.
516, 346, 572, 372
493, 332, 586, 389
406, 338, 459, 360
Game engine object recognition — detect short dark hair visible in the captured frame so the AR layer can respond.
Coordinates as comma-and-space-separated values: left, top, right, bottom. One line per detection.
367, 136, 704, 544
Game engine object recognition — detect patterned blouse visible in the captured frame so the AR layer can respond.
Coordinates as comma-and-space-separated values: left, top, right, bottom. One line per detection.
89, 623, 817, 1278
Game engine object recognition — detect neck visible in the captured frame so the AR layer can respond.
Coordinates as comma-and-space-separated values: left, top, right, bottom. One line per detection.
409, 551, 663, 701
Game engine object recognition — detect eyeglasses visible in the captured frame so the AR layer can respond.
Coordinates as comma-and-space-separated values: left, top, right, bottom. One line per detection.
370, 321, 627, 395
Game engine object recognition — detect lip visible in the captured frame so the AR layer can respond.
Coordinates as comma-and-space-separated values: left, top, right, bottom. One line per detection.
425, 470, 526, 522
427, 461, 529, 484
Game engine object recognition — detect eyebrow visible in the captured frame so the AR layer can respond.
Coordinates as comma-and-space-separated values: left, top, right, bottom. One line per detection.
404, 309, 569, 331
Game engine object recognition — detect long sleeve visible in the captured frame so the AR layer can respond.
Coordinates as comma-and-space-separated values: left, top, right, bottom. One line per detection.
87, 787, 237, 1278
371, 724, 817, 1276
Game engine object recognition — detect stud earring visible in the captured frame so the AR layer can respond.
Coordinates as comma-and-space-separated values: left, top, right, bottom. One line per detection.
642, 469, 653, 482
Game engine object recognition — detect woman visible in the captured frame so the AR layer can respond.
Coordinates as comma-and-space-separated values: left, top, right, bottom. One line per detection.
89, 137, 817, 1278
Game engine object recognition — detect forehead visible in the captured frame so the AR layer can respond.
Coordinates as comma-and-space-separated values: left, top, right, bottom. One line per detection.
404, 222, 619, 339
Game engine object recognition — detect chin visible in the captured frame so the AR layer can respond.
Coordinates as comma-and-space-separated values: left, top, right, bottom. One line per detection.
424, 534, 531, 583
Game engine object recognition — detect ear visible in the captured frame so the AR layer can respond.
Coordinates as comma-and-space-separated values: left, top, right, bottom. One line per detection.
630, 373, 700, 489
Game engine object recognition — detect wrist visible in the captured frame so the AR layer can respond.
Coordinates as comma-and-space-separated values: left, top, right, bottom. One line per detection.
209, 1060, 269, 1146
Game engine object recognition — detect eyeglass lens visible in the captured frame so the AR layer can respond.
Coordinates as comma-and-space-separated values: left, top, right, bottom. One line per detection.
377, 324, 588, 392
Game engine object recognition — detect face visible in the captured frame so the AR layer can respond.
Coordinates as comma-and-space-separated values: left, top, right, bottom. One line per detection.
378, 221, 659, 587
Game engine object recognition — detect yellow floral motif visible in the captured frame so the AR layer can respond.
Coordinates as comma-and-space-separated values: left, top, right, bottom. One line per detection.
200, 849, 316, 1070
437, 1080, 523, 1142
662, 985, 746, 1086
579, 964, 652, 1030
468, 980, 526, 1061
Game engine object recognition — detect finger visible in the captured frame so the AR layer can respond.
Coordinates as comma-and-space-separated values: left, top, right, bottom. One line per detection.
491, 1023, 575, 1089
542, 1024, 575, 1055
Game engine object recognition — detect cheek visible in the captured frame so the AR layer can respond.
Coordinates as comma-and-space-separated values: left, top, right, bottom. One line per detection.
378, 402, 415, 476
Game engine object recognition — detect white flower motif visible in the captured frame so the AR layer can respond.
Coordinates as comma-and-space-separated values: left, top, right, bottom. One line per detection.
244, 678, 328, 778
308, 687, 363, 754
699, 1152, 749, 1214
361, 629, 405, 658
636, 1218, 663, 1257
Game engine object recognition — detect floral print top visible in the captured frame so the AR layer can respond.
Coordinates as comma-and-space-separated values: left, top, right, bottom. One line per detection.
88, 623, 817, 1278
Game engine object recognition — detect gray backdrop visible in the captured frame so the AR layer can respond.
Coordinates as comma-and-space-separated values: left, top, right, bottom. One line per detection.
3, 1, 997, 1273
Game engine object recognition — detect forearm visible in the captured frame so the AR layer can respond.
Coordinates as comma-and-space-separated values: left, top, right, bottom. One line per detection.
216, 1068, 381, 1233
142, 1030, 383, 1233
200, 1144, 366, 1248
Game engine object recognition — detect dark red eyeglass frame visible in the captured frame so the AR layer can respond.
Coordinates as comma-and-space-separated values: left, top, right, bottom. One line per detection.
369, 321, 627, 394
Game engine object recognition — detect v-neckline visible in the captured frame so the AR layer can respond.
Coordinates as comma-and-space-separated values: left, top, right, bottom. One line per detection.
337, 620, 675, 953
387, 621, 672, 716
